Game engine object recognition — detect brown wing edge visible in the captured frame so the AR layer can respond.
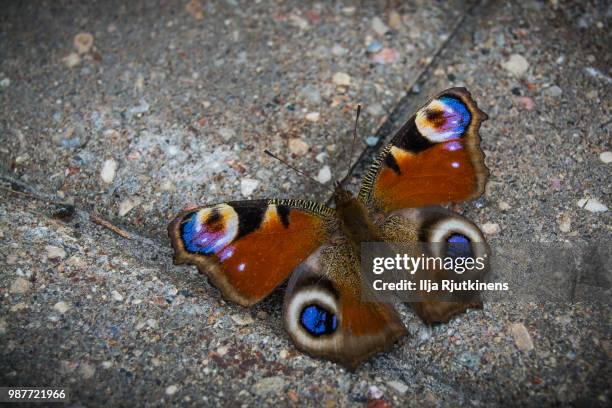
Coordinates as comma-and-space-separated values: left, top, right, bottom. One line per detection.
358, 87, 489, 206
167, 199, 336, 306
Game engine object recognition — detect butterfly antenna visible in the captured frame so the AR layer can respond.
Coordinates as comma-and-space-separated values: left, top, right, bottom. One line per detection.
343, 104, 362, 182
264, 149, 335, 194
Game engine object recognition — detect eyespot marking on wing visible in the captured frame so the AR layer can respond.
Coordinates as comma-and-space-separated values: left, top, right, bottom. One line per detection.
416, 96, 471, 143
181, 204, 239, 255
300, 304, 338, 336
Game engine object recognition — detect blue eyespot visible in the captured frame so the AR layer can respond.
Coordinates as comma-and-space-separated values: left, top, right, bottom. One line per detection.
300, 305, 337, 336
446, 233, 472, 258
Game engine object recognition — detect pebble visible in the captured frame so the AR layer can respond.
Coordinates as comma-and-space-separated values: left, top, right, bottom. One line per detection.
502, 54, 529, 77
10, 278, 30, 294
509, 322, 534, 351
482, 222, 501, 235
305, 112, 320, 122
388, 11, 402, 29
387, 380, 408, 395
218, 127, 235, 141
240, 178, 259, 197
79, 363, 96, 379
332, 72, 351, 87
185, 0, 204, 20
73, 32, 94, 54
111, 290, 124, 302
128, 100, 150, 116
45, 245, 66, 260
101, 361, 112, 369
372, 48, 400, 64
100, 159, 118, 183
216, 345, 229, 356
118, 198, 140, 216
317, 165, 332, 184
10, 302, 27, 312
0, 78, 10, 87
577, 198, 608, 212
558, 214, 571, 232
366, 136, 379, 147
63, 53, 81, 68
543, 85, 562, 97
498, 201, 511, 210
253, 376, 286, 396
53, 301, 70, 314
367, 385, 383, 400
230, 313, 254, 325
371, 17, 389, 36
366, 40, 382, 54
6, 254, 17, 265
599, 151, 612, 163
515, 96, 535, 110
331, 44, 348, 56
315, 152, 327, 163
165, 384, 179, 396
289, 138, 309, 156
279, 349, 289, 359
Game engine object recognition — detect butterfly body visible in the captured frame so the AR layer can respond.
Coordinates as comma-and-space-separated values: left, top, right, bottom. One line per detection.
169, 87, 490, 369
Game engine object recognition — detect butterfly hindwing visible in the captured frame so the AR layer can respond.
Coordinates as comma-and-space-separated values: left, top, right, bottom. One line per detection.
379, 206, 490, 323
283, 241, 407, 370
359, 87, 489, 212
168, 200, 336, 306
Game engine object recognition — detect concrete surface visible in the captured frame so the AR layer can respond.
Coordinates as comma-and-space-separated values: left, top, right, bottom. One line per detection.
1, 0, 610, 407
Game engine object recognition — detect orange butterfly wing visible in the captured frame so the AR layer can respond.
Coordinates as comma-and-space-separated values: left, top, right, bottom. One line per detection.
359, 87, 488, 212
168, 200, 335, 306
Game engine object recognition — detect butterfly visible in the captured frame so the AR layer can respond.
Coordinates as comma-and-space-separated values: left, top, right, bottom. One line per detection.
168, 87, 489, 370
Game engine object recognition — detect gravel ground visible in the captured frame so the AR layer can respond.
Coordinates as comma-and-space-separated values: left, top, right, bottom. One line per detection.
1, 0, 610, 407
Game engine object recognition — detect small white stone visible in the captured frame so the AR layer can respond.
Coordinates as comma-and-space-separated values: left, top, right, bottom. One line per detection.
482, 222, 501, 235
216, 345, 229, 356
577, 198, 608, 212
305, 112, 320, 122
146, 319, 158, 329
502, 54, 529, 77
10, 278, 30, 294
45, 245, 66, 260
279, 349, 289, 359
0, 78, 10, 87
331, 44, 348, 56
74, 32, 94, 54
111, 290, 124, 302
332, 72, 351, 86
165, 385, 179, 396
240, 178, 259, 197
388, 380, 409, 395
53, 301, 70, 314
230, 313, 254, 325
599, 151, 612, 164
118, 198, 140, 216
558, 214, 571, 232
288, 138, 309, 156
317, 165, 332, 184
509, 322, 534, 351
498, 201, 511, 210
218, 127, 235, 141
371, 16, 389, 35
101, 361, 112, 369
79, 363, 96, 379
100, 159, 118, 183
253, 376, 286, 396
62, 53, 81, 68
